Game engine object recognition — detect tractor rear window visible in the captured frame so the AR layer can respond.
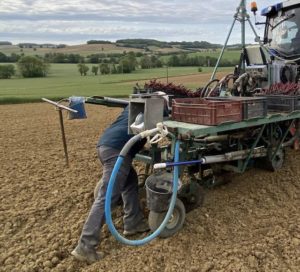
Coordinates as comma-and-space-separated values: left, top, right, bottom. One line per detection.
268, 7, 300, 57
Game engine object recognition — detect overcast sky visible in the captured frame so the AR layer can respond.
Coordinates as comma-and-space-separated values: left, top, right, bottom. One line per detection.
0, 0, 281, 45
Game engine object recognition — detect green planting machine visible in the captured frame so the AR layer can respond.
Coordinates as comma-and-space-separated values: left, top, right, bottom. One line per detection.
82, 0, 300, 241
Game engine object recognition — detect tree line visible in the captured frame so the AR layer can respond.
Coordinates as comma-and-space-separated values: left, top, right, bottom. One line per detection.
0, 52, 21, 62
0, 50, 238, 68
77, 52, 165, 76
0, 51, 239, 79
167, 54, 238, 67
0, 56, 50, 79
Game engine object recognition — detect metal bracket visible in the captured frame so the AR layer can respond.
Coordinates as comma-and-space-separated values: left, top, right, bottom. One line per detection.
241, 124, 266, 173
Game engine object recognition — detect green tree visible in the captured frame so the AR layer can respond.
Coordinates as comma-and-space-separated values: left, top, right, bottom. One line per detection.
179, 53, 188, 66
127, 52, 137, 71
91, 66, 99, 75
99, 63, 110, 75
0, 64, 15, 79
0, 52, 8, 62
168, 55, 180, 66
140, 55, 151, 69
10, 53, 20, 62
150, 55, 162, 68
77, 63, 89, 76
119, 58, 132, 73
89, 54, 100, 63
119, 52, 137, 73
17, 56, 50, 78
111, 64, 118, 74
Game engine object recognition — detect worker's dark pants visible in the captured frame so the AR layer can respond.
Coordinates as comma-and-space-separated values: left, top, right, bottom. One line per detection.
78, 145, 143, 250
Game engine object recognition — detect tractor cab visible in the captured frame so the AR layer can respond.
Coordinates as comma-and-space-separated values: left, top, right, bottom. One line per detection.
244, 0, 300, 87
262, 0, 300, 60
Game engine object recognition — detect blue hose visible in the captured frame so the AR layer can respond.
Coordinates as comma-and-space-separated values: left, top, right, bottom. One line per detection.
104, 140, 181, 246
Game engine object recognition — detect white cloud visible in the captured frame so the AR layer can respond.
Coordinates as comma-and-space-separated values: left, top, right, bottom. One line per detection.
0, 0, 281, 44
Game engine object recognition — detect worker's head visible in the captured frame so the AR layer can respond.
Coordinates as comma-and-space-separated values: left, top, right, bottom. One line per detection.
153, 91, 169, 104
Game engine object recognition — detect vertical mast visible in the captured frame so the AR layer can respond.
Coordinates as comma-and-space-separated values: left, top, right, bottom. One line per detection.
240, 0, 247, 73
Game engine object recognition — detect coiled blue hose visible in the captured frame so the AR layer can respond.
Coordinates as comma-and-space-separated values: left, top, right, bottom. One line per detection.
104, 140, 180, 246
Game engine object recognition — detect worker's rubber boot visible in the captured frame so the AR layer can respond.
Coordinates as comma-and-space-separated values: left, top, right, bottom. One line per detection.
123, 219, 150, 236
71, 244, 103, 264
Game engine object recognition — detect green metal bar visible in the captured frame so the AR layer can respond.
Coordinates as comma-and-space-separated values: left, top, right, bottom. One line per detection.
271, 120, 295, 160
241, 124, 266, 173
165, 112, 300, 138
237, 138, 243, 172
134, 154, 153, 164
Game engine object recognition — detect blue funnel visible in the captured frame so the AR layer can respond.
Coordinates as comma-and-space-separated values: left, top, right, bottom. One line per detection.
68, 96, 87, 119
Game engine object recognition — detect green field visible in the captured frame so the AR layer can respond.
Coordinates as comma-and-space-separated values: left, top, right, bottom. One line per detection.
0, 64, 233, 104
0, 44, 145, 57
158, 49, 240, 62
0, 44, 241, 60
190, 50, 240, 60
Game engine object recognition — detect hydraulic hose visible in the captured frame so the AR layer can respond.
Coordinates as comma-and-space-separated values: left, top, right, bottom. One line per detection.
104, 133, 181, 246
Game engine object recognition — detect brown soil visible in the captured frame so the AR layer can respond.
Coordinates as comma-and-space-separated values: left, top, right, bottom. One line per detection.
122, 71, 232, 90
1, 103, 300, 272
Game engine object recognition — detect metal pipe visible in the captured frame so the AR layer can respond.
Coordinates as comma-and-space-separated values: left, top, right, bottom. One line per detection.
42, 98, 77, 113
154, 146, 267, 169
203, 146, 266, 164
283, 135, 298, 147
58, 109, 69, 167
195, 135, 229, 142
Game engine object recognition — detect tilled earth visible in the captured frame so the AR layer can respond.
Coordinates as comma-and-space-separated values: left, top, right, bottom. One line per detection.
1, 103, 300, 272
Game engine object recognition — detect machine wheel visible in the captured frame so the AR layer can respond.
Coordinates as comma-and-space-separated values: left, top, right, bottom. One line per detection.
266, 148, 285, 172
148, 198, 186, 238
178, 183, 204, 212
201, 169, 232, 189
94, 178, 102, 200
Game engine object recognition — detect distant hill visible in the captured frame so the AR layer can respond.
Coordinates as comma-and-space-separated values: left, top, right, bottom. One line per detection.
115, 39, 223, 50
0, 41, 12, 46
116, 39, 173, 49
0, 43, 147, 57
0, 39, 242, 58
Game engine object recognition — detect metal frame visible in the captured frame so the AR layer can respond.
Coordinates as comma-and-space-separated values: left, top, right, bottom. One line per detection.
164, 111, 300, 137
135, 112, 300, 183
210, 0, 271, 81
42, 98, 77, 167
241, 124, 266, 173
211, 0, 248, 80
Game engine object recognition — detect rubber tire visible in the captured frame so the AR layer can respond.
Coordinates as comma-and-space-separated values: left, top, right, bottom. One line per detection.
178, 183, 204, 213
266, 149, 285, 172
94, 178, 103, 200
148, 198, 186, 238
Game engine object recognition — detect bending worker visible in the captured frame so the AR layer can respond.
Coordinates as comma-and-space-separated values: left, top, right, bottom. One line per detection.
72, 105, 148, 263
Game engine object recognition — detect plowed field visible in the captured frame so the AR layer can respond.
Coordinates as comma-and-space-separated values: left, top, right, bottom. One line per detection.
1, 103, 300, 272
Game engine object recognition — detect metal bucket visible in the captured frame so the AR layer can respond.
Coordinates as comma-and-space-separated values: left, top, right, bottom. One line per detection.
145, 172, 173, 213
68, 96, 87, 120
